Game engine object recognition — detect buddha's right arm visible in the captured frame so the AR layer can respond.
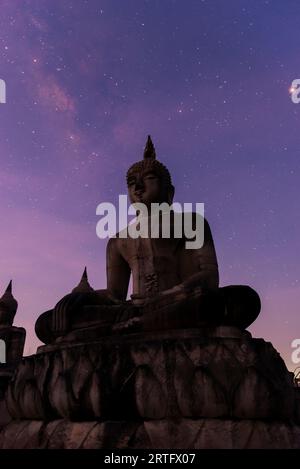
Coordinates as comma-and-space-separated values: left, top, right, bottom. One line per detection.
106, 238, 131, 301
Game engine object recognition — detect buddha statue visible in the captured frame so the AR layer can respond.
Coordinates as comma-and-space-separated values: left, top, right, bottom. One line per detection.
0, 281, 25, 366
35, 136, 260, 345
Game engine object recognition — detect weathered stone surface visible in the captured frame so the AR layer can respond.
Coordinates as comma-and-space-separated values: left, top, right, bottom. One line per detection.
5, 329, 298, 424
296, 388, 300, 422
0, 418, 299, 449
0, 398, 11, 427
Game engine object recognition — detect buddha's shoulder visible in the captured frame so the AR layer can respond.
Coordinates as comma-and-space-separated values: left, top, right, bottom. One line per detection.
106, 231, 133, 251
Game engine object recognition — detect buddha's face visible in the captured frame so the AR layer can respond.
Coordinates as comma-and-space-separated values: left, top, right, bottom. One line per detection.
127, 170, 165, 208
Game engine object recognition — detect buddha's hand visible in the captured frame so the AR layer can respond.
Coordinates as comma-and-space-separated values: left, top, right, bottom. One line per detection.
157, 280, 203, 300
181, 272, 208, 293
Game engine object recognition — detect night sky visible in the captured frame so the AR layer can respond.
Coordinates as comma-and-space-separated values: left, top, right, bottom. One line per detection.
0, 0, 299, 370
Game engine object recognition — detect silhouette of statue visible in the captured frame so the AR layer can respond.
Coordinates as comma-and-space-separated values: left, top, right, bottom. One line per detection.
35, 136, 260, 344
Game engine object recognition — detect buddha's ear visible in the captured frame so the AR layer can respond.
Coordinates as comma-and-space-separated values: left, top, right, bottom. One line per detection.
167, 184, 175, 204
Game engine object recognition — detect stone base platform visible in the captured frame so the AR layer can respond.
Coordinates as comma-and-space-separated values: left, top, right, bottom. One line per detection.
0, 327, 299, 448
1, 418, 300, 449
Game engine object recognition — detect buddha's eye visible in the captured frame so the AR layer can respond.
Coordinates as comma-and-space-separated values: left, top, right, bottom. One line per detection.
144, 174, 157, 181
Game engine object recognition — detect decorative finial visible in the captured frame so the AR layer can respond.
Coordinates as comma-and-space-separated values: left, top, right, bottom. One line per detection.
5, 280, 12, 294
0, 280, 18, 325
72, 267, 94, 293
143, 135, 156, 160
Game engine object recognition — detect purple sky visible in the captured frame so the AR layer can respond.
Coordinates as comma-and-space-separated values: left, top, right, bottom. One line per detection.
0, 0, 299, 370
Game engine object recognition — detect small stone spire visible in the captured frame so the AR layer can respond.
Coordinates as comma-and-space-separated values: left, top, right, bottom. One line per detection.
6, 280, 12, 294
1, 280, 17, 309
143, 135, 156, 160
72, 267, 94, 293
0, 280, 18, 325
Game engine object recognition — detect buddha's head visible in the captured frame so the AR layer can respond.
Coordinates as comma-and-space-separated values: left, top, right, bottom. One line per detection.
126, 136, 175, 209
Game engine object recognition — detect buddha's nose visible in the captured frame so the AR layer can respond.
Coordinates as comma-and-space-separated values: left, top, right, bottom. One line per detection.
135, 179, 144, 191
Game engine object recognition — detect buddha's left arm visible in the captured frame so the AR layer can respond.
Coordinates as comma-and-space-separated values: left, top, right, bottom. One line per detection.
178, 216, 219, 291
106, 238, 131, 301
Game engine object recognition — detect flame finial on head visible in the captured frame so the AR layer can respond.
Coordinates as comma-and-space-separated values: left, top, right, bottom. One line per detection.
126, 135, 173, 190
143, 135, 156, 160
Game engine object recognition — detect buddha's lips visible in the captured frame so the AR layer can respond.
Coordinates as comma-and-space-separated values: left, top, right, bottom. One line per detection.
134, 193, 144, 201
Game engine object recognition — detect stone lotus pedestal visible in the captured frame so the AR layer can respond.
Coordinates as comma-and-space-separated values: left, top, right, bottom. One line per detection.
0, 326, 299, 449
